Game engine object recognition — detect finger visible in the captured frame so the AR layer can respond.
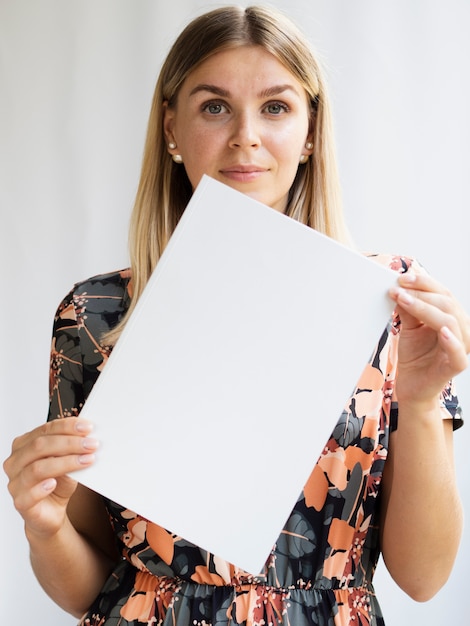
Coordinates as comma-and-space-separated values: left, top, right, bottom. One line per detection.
4, 434, 99, 505
395, 272, 470, 350
17, 431, 99, 470
10, 418, 94, 453
5, 419, 97, 475
12, 476, 60, 516
11, 475, 79, 529
395, 271, 455, 311
439, 326, 469, 374
392, 287, 460, 336
397, 268, 448, 294
8, 451, 96, 511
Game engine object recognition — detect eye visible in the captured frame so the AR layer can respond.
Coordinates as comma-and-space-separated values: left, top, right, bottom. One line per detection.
202, 101, 228, 115
264, 101, 290, 115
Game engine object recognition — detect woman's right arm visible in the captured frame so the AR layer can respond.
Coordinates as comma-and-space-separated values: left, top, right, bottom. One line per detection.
3, 417, 119, 618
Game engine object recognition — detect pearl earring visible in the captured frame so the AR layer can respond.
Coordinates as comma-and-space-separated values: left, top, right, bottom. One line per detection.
172, 154, 183, 164
299, 154, 309, 164
305, 142, 313, 150
168, 142, 177, 150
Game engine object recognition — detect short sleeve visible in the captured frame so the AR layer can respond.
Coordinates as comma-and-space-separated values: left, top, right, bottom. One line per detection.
440, 379, 463, 431
47, 289, 85, 422
46, 269, 132, 423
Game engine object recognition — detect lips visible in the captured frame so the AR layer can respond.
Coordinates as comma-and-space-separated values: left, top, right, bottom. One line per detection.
220, 164, 267, 182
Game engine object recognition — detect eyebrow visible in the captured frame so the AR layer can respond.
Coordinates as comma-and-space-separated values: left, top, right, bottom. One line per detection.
188, 83, 301, 99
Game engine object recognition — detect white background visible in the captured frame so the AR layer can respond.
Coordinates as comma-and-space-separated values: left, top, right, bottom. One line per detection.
1, 1, 468, 624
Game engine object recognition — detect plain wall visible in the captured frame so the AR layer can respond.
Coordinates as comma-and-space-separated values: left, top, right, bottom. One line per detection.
1, 1, 468, 623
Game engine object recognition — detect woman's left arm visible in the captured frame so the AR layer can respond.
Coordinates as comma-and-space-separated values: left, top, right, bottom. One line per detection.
380, 268, 469, 601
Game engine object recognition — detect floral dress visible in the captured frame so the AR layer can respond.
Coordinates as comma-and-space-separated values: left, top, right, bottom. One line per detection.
47, 254, 462, 626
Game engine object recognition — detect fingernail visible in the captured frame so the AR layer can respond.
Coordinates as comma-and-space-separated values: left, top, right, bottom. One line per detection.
42, 478, 56, 491
82, 437, 99, 451
78, 453, 95, 465
440, 326, 453, 340
76, 420, 93, 433
400, 272, 416, 285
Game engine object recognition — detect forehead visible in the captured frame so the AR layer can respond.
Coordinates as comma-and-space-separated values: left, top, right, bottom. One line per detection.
181, 45, 305, 95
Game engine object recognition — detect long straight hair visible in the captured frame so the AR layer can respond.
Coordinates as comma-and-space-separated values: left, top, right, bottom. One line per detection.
104, 5, 351, 345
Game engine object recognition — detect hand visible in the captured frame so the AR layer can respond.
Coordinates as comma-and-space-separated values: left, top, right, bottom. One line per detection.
3, 418, 98, 539
389, 268, 470, 406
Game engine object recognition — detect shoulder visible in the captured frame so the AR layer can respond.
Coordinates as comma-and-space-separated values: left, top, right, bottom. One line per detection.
54, 268, 132, 335
57, 268, 131, 309
48, 270, 132, 412
69, 268, 132, 299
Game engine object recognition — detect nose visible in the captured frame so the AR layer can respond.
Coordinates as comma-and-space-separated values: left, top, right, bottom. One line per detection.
228, 112, 261, 149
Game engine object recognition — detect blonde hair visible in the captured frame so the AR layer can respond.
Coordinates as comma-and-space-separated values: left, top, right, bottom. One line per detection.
105, 5, 350, 345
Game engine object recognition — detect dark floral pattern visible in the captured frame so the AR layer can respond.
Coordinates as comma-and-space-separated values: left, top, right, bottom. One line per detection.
47, 257, 462, 626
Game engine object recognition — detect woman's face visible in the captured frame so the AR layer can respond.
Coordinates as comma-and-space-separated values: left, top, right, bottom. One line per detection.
163, 45, 314, 213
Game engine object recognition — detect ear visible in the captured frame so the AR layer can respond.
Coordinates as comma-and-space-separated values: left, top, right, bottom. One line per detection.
304, 107, 315, 155
162, 101, 177, 153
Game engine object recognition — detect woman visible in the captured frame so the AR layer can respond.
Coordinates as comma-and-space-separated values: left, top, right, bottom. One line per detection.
4, 5, 468, 626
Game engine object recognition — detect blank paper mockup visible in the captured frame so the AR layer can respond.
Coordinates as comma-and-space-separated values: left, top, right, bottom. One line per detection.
73, 175, 397, 575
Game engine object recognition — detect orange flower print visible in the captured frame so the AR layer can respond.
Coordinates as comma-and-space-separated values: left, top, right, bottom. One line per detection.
120, 571, 181, 623
228, 585, 290, 626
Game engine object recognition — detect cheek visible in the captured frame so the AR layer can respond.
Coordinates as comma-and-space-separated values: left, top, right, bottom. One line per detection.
179, 133, 220, 189
180, 125, 222, 163
274, 141, 303, 176
271, 125, 307, 159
